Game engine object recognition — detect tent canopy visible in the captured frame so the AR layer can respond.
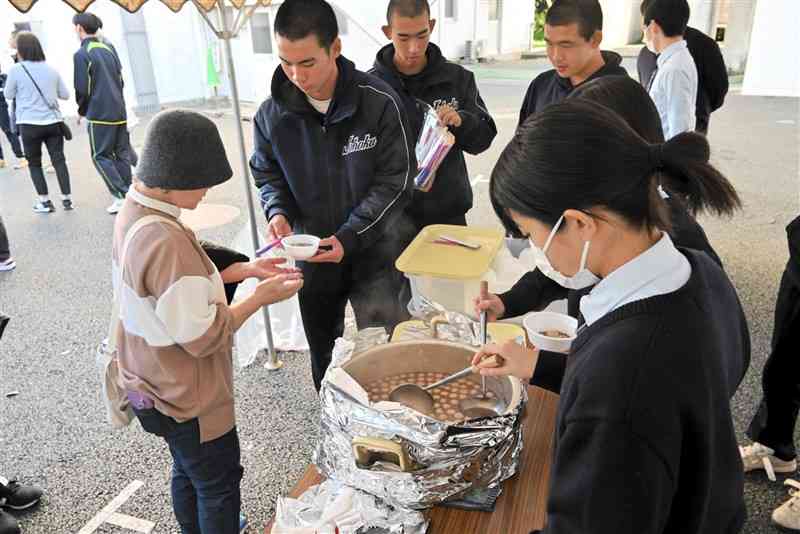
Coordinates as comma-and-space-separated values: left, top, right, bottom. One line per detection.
7, 0, 270, 14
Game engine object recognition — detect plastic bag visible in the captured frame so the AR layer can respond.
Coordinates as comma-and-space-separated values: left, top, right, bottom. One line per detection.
414, 103, 455, 192
231, 225, 309, 368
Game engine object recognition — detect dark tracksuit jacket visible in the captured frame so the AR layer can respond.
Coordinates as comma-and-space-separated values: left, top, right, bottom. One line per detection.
748, 215, 800, 460
532, 249, 748, 534
519, 51, 628, 126
370, 43, 497, 228
74, 37, 132, 198
250, 56, 415, 390
638, 27, 729, 134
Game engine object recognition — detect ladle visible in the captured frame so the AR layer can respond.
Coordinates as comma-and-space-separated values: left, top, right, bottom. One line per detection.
458, 281, 506, 419
388, 354, 502, 416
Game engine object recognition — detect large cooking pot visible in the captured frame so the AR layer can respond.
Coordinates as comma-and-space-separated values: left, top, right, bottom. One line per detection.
314, 339, 527, 509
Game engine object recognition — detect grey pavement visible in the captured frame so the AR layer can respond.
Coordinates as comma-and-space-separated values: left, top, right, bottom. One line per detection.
0, 59, 798, 533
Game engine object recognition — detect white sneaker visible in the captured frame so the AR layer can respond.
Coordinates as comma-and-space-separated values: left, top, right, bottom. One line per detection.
773, 479, 800, 530
106, 198, 124, 215
740, 442, 797, 481
0, 258, 15, 272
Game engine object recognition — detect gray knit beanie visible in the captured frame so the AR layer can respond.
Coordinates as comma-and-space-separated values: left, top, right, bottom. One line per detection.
137, 109, 233, 190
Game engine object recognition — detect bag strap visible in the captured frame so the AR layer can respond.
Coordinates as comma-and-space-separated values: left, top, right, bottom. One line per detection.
19, 63, 60, 119
108, 214, 183, 348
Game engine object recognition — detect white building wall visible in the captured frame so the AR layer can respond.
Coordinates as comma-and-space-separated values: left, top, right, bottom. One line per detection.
742, 0, 800, 97
499, 0, 536, 55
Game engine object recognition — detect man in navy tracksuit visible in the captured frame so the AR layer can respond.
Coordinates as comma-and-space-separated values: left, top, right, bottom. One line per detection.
371, 0, 496, 230
72, 13, 131, 214
250, 0, 415, 390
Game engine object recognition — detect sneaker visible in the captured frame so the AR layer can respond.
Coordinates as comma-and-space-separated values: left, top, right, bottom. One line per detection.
12, 159, 27, 170
62, 198, 74, 211
0, 259, 15, 272
0, 479, 43, 510
0, 509, 19, 534
239, 513, 247, 533
774, 479, 800, 530
33, 200, 55, 213
741, 442, 798, 481
106, 198, 124, 215
45, 165, 55, 174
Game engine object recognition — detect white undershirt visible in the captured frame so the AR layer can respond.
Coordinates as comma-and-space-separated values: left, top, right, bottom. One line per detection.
306, 95, 331, 114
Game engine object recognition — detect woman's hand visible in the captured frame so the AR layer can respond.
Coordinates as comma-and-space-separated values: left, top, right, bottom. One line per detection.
220, 258, 299, 284
471, 341, 539, 381
247, 257, 300, 280
473, 292, 506, 321
252, 272, 303, 306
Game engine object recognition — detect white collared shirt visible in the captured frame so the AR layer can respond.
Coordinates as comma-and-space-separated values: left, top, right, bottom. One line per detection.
649, 40, 698, 140
127, 186, 182, 219
579, 233, 691, 327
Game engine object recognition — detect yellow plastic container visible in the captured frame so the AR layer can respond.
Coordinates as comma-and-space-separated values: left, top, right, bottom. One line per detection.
395, 225, 506, 315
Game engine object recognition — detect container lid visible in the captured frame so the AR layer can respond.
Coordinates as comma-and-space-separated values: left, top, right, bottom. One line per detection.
392, 319, 527, 345
395, 225, 505, 280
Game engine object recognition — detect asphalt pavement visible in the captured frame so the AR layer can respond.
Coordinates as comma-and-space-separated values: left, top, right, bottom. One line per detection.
0, 58, 798, 533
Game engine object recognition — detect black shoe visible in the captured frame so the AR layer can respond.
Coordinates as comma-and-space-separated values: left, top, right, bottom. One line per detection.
62, 198, 74, 210
0, 510, 18, 534
0, 479, 43, 510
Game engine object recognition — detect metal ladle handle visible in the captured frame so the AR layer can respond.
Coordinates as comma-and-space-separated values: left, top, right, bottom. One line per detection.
423, 355, 503, 392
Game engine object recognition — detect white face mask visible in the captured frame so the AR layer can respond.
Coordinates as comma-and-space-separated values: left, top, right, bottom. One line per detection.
529, 215, 600, 290
642, 23, 657, 54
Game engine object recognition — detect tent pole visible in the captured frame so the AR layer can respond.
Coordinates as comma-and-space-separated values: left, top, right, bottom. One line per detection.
218, 0, 282, 371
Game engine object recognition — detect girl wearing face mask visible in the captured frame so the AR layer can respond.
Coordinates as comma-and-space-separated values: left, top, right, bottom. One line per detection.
475, 99, 749, 534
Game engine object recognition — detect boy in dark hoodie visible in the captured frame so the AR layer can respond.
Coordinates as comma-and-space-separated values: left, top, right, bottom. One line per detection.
371, 0, 497, 230
518, 0, 627, 125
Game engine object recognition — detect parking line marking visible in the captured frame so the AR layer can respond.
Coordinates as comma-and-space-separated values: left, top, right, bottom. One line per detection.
471, 174, 488, 187
77, 480, 152, 534
106, 512, 155, 533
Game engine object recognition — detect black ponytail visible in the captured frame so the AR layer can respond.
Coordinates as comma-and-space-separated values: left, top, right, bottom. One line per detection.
659, 131, 741, 216
491, 100, 740, 235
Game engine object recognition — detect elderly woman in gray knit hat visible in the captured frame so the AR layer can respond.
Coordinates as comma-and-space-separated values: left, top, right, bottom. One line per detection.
112, 109, 302, 534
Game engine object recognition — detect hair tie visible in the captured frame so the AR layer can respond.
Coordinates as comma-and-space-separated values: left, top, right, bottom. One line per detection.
648, 143, 665, 170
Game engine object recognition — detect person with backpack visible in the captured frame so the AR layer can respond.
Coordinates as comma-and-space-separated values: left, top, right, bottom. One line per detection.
3, 32, 73, 213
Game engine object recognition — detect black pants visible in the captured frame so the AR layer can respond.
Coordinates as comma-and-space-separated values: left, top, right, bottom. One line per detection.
747, 266, 800, 460
88, 122, 132, 199
0, 98, 24, 159
298, 241, 410, 391
19, 124, 71, 197
0, 216, 10, 262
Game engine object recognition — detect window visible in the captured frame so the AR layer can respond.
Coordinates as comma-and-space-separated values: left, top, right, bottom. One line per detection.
488, 0, 501, 21
251, 12, 272, 54
445, 0, 457, 19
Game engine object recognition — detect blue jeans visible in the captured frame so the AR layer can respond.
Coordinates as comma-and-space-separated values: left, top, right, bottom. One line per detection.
134, 408, 243, 534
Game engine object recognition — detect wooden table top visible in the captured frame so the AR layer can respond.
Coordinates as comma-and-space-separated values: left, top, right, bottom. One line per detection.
266, 385, 559, 534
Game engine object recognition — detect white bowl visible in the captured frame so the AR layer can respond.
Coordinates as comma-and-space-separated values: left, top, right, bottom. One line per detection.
523, 311, 578, 353
281, 234, 320, 260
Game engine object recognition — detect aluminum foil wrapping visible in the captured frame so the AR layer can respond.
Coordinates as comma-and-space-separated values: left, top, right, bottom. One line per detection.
272, 478, 428, 534
314, 325, 527, 510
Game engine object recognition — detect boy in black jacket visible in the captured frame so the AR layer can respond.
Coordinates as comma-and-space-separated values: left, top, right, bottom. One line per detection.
518, 0, 627, 126
250, 0, 414, 390
371, 0, 496, 230
72, 13, 132, 215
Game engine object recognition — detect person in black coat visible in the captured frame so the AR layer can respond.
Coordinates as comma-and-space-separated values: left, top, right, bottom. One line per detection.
741, 216, 800, 482
250, 0, 414, 390
371, 0, 497, 230
638, 22, 728, 135
518, 0, 628, 125
476, 98, 747, 534
478, 77, 727, 358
